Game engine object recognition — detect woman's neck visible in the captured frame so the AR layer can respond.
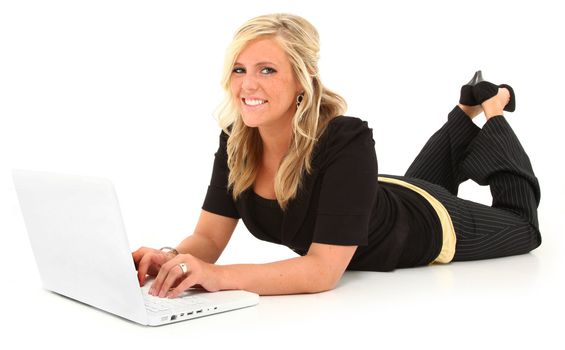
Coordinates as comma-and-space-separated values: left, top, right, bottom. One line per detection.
258, 122, 293, 161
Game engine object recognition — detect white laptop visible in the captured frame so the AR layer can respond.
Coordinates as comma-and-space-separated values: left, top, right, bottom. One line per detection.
12, 169, 259, 326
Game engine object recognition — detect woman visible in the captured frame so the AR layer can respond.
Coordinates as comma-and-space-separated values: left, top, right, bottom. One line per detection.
132, 13, 541, 297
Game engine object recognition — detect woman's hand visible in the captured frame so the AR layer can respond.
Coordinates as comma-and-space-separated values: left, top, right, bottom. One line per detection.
148, 253, 222, 298
132, 246, 174, 286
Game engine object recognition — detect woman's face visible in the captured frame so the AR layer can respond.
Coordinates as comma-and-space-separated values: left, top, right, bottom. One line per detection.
230, 36, 302, 130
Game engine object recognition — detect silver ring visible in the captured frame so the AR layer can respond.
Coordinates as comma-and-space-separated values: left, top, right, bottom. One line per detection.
178, 262, 188, 275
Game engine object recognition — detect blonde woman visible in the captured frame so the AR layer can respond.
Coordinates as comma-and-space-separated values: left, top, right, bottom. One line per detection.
133, 14, 541, 297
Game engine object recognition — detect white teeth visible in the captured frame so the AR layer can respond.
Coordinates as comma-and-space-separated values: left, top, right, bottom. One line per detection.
244, 98, 267, 106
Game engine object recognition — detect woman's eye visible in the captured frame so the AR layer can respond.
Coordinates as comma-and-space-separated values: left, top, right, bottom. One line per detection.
261, 67, 277, 74
232, 67, 245, 74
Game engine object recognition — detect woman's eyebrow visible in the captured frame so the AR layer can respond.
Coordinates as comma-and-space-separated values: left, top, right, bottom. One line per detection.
234, 61, 279, 67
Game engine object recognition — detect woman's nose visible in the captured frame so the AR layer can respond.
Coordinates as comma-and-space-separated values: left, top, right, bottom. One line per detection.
241, 73, 259, 91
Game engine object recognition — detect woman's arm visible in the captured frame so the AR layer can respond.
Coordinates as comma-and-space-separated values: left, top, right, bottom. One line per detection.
175, 210, 238, 263
216, 243, 358, 295
150, 243, 357, 297
133, 209, 237, 286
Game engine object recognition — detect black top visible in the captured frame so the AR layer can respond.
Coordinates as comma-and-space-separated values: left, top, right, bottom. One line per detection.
202, 116, 443, 271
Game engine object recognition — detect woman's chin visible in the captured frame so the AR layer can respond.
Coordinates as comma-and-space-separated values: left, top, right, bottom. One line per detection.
241, 115, 262, 128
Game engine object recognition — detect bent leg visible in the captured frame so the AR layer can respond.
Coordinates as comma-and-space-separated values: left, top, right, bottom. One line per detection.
435, 114, 542, 261
460, 115, 541, 229
405, 106, 480, 195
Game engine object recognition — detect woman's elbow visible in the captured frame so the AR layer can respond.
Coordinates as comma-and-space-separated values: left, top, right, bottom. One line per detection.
303, 243, 355, 294
305, 271, 342, 294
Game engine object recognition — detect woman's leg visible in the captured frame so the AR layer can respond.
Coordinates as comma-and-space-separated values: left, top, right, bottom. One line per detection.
449, 89, 541, 260
405, 105, 481, 195
460, 88, 541, 228
407, 88, 541, 261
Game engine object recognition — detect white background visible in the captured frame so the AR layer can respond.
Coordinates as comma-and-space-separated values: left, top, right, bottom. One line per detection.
1, 0, 564, 348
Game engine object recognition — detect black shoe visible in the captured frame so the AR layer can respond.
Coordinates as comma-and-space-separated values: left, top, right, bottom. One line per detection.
459, 70, 483, 106
473, 79, 516, 112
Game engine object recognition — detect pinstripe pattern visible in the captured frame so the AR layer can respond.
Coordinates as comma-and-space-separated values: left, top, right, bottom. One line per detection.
400, 106, 542, 261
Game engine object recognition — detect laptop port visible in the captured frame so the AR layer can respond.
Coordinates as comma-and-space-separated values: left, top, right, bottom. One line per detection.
170, 315, 177, 321
196, 309, 203, 314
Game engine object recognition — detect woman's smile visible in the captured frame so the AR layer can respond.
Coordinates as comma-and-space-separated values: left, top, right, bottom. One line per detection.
242, 97, 269, 107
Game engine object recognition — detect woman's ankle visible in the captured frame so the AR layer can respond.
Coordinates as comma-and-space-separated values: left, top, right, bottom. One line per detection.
458, 104, 483, 119
482, 87, 510, 120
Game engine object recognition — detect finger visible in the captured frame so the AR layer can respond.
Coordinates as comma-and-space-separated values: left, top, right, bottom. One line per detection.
132, 246, 153, 264
150, 255, 179, 295
138, 253, 166, 286
137, 253, 153, 286
132, 249, 143, 265
158, 266, 185, 298
167, 273, 198, 299
132, 246, 159, 273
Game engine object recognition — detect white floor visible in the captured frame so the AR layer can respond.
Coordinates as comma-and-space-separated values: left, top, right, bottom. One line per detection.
2, 212, 563, 349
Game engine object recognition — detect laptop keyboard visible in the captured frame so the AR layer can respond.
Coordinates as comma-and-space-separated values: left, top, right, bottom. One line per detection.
143, 292, 208, 313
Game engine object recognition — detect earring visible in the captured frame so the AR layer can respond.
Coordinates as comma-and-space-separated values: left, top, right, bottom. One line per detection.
296, 92, 304, 108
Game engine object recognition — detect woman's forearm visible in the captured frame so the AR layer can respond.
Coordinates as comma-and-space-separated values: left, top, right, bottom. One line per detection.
176, 234, 223, 264
215, 255, 337, 295
174, 210, 237, 265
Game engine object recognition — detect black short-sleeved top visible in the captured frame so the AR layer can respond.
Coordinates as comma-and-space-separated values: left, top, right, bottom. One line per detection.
202, 116, 443, 272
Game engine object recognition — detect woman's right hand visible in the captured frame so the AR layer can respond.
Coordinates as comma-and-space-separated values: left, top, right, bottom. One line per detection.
132, 247, 173, 286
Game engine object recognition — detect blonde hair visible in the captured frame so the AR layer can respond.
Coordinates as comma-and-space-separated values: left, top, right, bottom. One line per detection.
215, 13, 347, 210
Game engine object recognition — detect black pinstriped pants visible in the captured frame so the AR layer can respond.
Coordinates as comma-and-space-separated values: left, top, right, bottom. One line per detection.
401, 106, 542, 261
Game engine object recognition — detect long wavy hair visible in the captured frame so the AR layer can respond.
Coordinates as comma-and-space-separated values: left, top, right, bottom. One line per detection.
215, 13, 347, 210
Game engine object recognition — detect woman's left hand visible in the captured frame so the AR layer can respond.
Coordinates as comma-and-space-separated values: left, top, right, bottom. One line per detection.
148, 253, 222, 298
